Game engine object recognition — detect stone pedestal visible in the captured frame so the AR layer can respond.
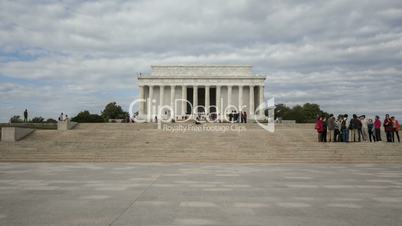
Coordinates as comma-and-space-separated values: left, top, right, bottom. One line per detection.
57, 120, 78, 130
1, 127, 34, 142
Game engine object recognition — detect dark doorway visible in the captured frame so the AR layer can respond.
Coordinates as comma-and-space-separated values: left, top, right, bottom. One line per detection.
186, 87, 193, 114
198, 87, 205, 113
210, 87, 216, 113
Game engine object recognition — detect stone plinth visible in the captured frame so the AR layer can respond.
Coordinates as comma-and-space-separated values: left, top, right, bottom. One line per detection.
57, 120, 78, 130
1, 127, 34, 142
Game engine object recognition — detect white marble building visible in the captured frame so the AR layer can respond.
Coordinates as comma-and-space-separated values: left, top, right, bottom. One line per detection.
137, 65, 266, 121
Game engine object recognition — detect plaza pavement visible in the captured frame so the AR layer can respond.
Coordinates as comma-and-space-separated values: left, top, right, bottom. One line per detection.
0, 163, 402, 226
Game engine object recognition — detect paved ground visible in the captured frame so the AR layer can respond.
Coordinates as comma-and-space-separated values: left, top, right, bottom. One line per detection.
0, 163, 401, 226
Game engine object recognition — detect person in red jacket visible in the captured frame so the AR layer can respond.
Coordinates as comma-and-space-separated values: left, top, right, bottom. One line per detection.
315, 116, 325, 142
384, 114, 394, 142
374, 115, 382, 142
391, 116, 400, 143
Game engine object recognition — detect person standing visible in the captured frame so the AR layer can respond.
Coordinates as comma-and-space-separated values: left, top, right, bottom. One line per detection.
322, 117, 328, 142
315, 116, 325, 142
392, 116, 400, 143
384, 114, 393, 142
243, 111, 247, 123
342, 114, 349, 142
360, 115, 368, 142
374, 116, 382, 142
327, 114, 336, 142
356, 116, 363, 142
367, 119, 375, 142
350, 114, 359, 142
23, 109, 28, 122
335, 115, 343, 142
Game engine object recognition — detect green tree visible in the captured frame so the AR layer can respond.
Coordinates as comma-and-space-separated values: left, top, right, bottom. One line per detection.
31, 117, 44, 123
284, 105, 307, 123
274, 104, 291, 118
270, 103, 329, 123
101, 102, 128, 121
10, 115, 22, 123
46, 118, 57, 123
72, 111, 104, 123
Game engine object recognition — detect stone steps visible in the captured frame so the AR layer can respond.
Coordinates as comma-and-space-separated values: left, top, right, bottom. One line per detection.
0, 123, 400, 163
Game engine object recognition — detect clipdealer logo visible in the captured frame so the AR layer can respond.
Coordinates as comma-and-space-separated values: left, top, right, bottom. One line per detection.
129, 97, 275, 133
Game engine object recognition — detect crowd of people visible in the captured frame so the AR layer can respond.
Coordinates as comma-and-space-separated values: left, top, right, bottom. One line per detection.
315, 114, 400, 143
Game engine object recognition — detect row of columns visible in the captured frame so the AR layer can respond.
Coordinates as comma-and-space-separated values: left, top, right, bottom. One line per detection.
139, 85, 264, 117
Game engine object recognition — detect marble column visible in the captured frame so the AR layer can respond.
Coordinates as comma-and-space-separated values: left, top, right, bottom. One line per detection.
238, 85, 243, 112
249, 85, 254, 116
159, 85, 164, 118
170, 85, 175, 117
159, 85, 164, 107
205, 86, 210, 114
193, 85, 198, 114
259, 85, 264, 116
139, 86, 144, 116
181, 85, 186, 116
149, 85, 154, 117
216, 85, 221, 115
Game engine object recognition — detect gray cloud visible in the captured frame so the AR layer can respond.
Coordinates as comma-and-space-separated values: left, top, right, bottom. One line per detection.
0, 0, 401, 121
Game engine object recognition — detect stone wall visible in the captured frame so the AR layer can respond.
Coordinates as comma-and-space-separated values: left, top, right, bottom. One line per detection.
150, 65, 253, 77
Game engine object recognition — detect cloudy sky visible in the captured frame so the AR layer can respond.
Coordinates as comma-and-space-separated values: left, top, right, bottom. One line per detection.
1, 0, 401, 122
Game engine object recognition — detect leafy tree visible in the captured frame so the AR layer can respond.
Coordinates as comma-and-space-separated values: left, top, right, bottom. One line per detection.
72, 110, 104, 123
10, 115, 22, 123
301, 103, 321, 121
274, 104, 291, 118
101, 102, 128, 120
46, 118, 57, 123
269, 103, 329, 123
31, 117, 45, 123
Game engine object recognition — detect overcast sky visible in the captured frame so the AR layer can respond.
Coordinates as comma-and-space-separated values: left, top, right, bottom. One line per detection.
1, 0, 402, 122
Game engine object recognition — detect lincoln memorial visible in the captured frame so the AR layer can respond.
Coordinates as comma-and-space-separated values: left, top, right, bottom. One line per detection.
137, 65, 266, 121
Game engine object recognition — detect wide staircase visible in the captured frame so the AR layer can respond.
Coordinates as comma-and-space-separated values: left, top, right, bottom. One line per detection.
0, 123, 401, 163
